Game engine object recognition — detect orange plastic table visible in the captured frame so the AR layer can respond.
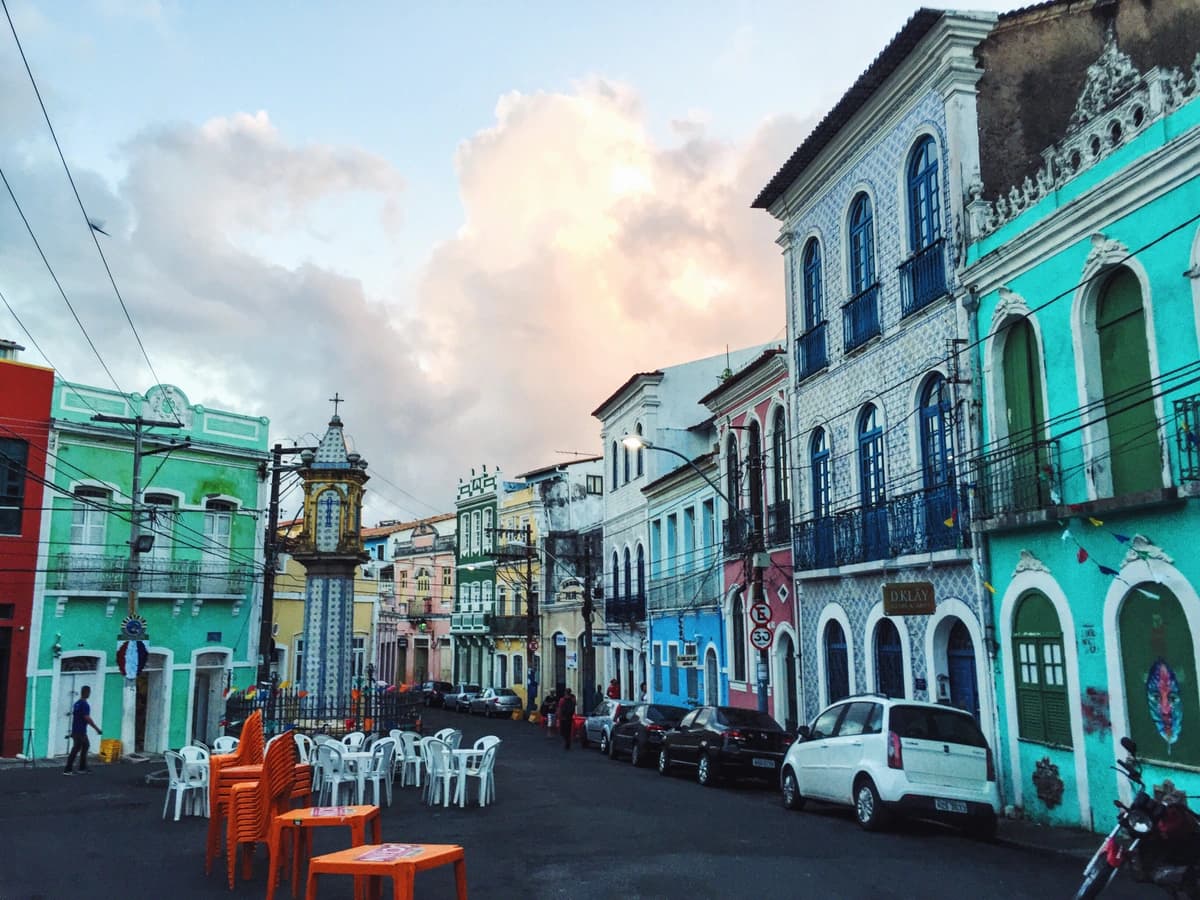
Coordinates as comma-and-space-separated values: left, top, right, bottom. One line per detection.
305, 843, 467, 900
267, 805, 382, 900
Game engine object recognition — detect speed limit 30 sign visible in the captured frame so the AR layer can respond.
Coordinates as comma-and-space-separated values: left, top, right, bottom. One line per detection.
750, 626, 773, 651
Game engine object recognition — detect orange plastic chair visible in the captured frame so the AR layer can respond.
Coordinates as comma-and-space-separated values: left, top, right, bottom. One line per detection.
305, 843, 468, 900
226, 733, 298, 889
205, 710, 265, 875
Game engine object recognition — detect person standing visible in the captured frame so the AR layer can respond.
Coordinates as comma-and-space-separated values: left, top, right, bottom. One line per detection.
64, 685, 101, 775
556, 688, 577, 751
606, 679, 620, 700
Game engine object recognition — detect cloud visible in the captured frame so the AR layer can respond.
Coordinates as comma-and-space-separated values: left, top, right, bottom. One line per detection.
0, 82, 810, 520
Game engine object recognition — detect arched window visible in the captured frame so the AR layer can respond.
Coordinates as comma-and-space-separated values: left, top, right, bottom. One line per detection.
623, 440, 631, 484
771, 408, 789, 505
1097, 268, 1159, 496
858, 405, 887, 560
907, 136, 941, 252
920, 375, 952, 487
622, 547, 632, 600
849, 194, 875, 295
1119, 584, 1199, 766
732, 595, 746, 682
611, 441, 618, 491
747, 421, 763, 525
611, 551, 619, 603
802, 238, 822, 330
1013, 590, 1071, 747
635, 544, 645, 599
810, 429, 830, 518
874, 618, 904, 698
825, 620, 849, 702
635, 423, 644, 477
999, 318, 1050, 513
726, 434, 740, 510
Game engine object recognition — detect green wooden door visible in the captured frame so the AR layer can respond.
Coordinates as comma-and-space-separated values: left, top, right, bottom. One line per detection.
1000, 319, 1048, 511
1097, 269, 1160, 496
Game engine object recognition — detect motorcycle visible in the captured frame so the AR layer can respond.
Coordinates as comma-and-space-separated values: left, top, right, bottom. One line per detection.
1074, 736, 1200, 899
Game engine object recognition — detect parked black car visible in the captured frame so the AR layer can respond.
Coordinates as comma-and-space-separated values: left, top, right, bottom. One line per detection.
421, 681, 456, 708
658, 705, 791, 786
608, 703, 689, 767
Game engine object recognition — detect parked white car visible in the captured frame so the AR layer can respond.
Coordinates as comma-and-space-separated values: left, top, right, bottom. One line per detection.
780, 695, 999, 837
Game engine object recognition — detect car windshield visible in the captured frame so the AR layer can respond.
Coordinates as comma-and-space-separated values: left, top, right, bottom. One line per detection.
716, 708, 782, 730
888, 705, 986, 747
647, 705, 689, 724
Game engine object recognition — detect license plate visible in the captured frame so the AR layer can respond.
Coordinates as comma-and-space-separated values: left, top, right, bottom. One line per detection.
752, 757, 776, 769
934, 798, 968, 814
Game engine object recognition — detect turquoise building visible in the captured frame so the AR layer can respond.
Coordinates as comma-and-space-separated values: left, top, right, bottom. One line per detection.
26, 382, 268, 757
964, 35, 1200, 831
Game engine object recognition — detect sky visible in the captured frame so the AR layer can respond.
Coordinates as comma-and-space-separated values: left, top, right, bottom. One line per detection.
0, 0, 1026, 523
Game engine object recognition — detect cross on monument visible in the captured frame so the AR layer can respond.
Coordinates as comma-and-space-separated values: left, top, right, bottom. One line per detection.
329, 392, 344, 416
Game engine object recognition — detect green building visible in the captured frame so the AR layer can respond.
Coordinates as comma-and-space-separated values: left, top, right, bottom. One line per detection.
453, 466, 497, 687
963, 32, 1200, 831
26, 382, 268, 758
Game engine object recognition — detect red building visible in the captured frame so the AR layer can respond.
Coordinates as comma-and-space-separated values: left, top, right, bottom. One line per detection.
0, 341, 54, 757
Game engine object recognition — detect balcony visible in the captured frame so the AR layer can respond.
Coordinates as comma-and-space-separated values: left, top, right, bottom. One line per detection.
970, 439, 1061, 521
50, 553, 252, 596
406, 599, 431, 618
791, 483, 971, 571
899, 238, 948, 318
722, 509, 755, 557
606, 595, 646, 624
796, 322, 828, 381
490, 615, 527, 637
450, 612, 490, 633
842, 283, 881, 353
647, 567, 720, 612
766, 501, 791, 547
1175, 394, 1200, 481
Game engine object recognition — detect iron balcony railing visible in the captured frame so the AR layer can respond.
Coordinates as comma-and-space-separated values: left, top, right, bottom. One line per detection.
450, 612, 490, 632
766, 501, 791, 547
490, 614, 527, 637
50, 552, 253, 595
899, 238, 948, 318
842, 283, 881, 353
605, 595, 646, 623
722, 509, 756, 557
796, 321, 828, 380
406, 599, 432, 617
647, 567, 720, 612
970, 439, 1061, 519
791, 482, 971, 571
1174, 394, 1200, 481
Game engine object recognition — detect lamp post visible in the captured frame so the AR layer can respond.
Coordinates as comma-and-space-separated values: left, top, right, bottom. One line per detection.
622, 434, 770, 714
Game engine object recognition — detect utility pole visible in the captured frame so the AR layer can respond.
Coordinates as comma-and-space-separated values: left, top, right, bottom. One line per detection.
93, 413, 185, 757
523, 522, 538, 713
749, 443, 769, 714
582, 540, 595, 713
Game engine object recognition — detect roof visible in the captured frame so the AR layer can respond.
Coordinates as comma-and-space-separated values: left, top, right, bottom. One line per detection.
590, 370, 663, 419
697, 347, 785, 407
751, 8, 944, 210
516, 456, 603, 480
641, 450, 718, 496
361, 512, 455, 538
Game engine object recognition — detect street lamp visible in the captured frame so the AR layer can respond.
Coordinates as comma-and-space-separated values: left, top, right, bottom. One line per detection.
621, 435, 731, 505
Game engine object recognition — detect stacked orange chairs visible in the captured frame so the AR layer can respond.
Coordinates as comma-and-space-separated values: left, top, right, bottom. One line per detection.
205, 710, 266, 875
226, 732, 298, 889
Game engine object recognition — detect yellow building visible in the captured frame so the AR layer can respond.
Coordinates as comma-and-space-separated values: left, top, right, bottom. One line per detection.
493, 484, 541, 708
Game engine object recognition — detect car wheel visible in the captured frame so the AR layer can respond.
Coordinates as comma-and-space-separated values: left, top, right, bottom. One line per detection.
697, 752, 719, 787
630, 741, 643, 767
658, 747, 671, 776
781, 769, 806, 811
599, 731, 610, 756
854, 778, 888, 831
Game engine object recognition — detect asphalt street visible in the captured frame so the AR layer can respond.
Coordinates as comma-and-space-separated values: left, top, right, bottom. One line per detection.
0, 708, 1149, 900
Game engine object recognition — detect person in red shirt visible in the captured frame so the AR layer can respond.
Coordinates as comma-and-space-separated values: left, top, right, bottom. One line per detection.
555, 689, 577, 751
606, 679, 620, 699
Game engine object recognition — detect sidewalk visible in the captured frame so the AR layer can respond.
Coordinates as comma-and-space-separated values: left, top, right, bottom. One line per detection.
995, 815, 1100, 861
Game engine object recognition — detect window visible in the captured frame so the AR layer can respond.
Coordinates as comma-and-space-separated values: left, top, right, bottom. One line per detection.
71, 487, 108, 549
669, 644, 679, 694
635, 423, 644, 477
683, 507, 695, 568
622, 548, 631, 600
471, 510, 481, 554
858, 406, 885, 505
398, 570, 408, 589
611, 441, 618, 491
650, 519, 662, 579
907, 136, 941, 252
811, 430, 830, 517
825, 620, 849, 703
636, 544, 645, 599
586, 474, 603, 495
725, 435, 740, 510
459, 514, 468, 550
732, 595, 746, 682
483, 508, 493, 551
498, 655, 508, 688
513, 654, 523, 687
202, 500, 232, 577
771, 409, 789, 505
874, 619, 904, 699
497, 585, 507, 617
294, 636, 305, 682
611, 551, 619, 603
920, 376, 952, 488
747, 421, 763, 524
998, 318, 1051, 513
701, 500, 715, 567
810, 703, 845, 739
849, 193, 875, 294
623, 440, 630, 484
352, 636, 366, 678
666, 514, 677, 577
839, 701, 883, 737
654, 644, 664, 692
802, 238, 822, 330
0, 438, 27, 535
442, 567, 452, 586
1014, 591, 1071, 747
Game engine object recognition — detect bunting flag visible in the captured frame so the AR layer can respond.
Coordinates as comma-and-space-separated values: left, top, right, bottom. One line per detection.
278, 680, 291, 690
1088, 517, 1104, 527
222, 687, 231, 699
944, 508, 958, 528
298, 690, 309, 699
1111, 532, 1131, 544
1077, 547, 1089, 564
1180, 421, 1200, 449
982, 581, 997, 595
1098, 564, 1120, 577
244, 686, 257, 698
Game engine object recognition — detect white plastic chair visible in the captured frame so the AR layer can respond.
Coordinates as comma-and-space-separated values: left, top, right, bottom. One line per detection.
456, 743, 499, 808
422, 738, 455, 808
433, 728, 463, 751
360, 738, 396, 807
162, 750, 207, 821
315, 742, 356, 806
397, 732, 423, 788
473, 735, 501, 752
341, 731, 366, 751
178, 744, 210, 817
212, 736, 239, 755
292, 732, 315, 764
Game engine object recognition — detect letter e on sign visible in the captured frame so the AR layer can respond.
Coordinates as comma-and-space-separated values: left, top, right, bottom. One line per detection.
749, 602, 772, 626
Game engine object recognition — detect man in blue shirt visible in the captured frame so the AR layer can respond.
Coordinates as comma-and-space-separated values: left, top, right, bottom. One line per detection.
64, 685, 102, 775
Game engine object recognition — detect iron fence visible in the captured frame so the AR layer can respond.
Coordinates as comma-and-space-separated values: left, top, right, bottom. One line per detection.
970, 438, 1060, 519
796, 321, 828, 380
1174, 394, 1200, 481
224, 684, 422, 740
722, 509, 755, 557
898, 238, 948, 318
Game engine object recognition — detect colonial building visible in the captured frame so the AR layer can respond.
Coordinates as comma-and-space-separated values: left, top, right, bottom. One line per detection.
380, 514, 456, 686
453, 466, 499, 687
753, 10, 994, 738
700, 347, 800, 727
0, 341, 53, 757
963, 4, 1200, 831
25, 382, 268, 755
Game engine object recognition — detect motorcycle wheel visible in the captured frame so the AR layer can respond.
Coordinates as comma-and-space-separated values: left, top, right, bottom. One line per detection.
1072, 860, 1116, 900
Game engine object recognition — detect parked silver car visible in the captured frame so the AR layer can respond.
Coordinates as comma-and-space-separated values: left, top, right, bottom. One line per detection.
582, 697, 635, 751
445, 683, 482, 712
469, 687, 522, 718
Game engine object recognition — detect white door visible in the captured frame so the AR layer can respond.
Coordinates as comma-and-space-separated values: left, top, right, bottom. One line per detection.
53, 656, 103, 758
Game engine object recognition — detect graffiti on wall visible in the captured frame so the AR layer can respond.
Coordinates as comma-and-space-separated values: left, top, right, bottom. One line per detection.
1080, 623, 1099, 655
1032, 757, 1064, 809
1146, 658, 1183, 756
1082, 686, 1111, 735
